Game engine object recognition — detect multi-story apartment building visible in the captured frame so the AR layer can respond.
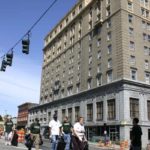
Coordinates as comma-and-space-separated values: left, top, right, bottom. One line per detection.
28, 0, 150, 147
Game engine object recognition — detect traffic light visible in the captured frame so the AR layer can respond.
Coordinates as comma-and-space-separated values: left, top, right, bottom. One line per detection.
22, 39, 30, 54
6, 52, 13, 66
0, 59, 7, 72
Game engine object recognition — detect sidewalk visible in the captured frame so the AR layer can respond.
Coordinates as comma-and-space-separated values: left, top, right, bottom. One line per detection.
0, 136, 121, 150
0, 136, 43, 150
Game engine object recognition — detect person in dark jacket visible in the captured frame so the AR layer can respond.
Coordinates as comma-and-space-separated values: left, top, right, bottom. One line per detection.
11, 129, 18, 146
25, 133, 33, 150
30, 118, 41, 150
4, 116, 14, 145
130, 118, 142, 150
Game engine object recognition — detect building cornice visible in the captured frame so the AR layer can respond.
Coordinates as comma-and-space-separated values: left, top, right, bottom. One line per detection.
29, 79, 150, 112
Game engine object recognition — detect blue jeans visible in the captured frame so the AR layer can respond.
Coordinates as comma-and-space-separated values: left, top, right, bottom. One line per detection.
63, 133, 71, 150
50, 135, 59, 150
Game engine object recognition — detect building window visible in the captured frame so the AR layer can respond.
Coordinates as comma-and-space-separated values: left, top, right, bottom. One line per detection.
89, 56, 92, 64
145, 60, 149, 69
68, 108, 72, 122
107, 99, 115, 120
130, 69, 137, 80
97, 38, 101, 47
67, 86, 73, 96
89, 21, 92, 30
78, 30, 82, 39
147, 23, 150, 30
107, 19, 111, 28
79, 4, 82, 11
128, 2, 133, 11
78, 20, 82, 30
75, 106, 80, 122
89, 33, 92, 41
106, 6, 111, 16
88, 68, 91, 76
147, 101, 150, 120
87, 104, 93, 121
143, 33, 147, 40
145, 72, 150, 84
130, 55, 136, 65
130, 98, 139, 119
78, 41, 81, 49
87, 79, 92, 89
144, 46, 149, 55
128, 14, 133, 23
107, 32, 111, 41
142, 20, 146, 29
76, 84, 80, 93
141, 8, 150, 18
129, 41, 135, 50
89, 44, 92, 53
146, 10, 149, 18
97, 102, 103, 121
107, 70, 113, 83
141, 8, 145, 17
77, 62, 80, 70
89, 10, 92, 20
61, 89, 64, 98
129, 27, 134, 36
108, 58, 112, 68
97, 75, 102, 86
108, 44, 112, 54
106, 0, 111, 5
97, 50, 101, 59
97, 64, 101, 73
62, 109, 66, 121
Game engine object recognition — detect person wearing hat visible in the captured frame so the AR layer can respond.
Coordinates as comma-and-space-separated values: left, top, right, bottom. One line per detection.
4, 116, 14, 145
30, 118, 41, 150
49, 113, 62, 150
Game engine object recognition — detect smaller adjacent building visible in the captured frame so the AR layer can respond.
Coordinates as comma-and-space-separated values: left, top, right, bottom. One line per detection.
17, 102, 38, 129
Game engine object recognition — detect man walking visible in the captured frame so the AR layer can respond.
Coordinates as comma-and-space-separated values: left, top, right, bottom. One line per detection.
130, 118, 142, 150
30, 118, 41, 150
62, 116, 73, 150
49, 113, 62, 150
4, 116, 13, 145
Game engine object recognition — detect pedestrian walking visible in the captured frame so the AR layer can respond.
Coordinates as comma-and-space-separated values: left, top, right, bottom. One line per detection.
11, 129, 18, 146
72, 117, 88, 150
30, 118, 41, 150
25, 132, 33, 150
103, 123, 108, 145
130, 118, 142, 150
61, 116, 73, 150
4, 116, 13, 145
49, 113, 62, 150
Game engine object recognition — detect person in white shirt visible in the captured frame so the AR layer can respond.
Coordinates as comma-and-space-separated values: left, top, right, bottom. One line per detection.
49, 114, 61, 150
72, 117, 88, 150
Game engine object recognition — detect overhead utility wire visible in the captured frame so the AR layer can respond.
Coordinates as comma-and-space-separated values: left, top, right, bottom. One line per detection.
0, 0, 58, 59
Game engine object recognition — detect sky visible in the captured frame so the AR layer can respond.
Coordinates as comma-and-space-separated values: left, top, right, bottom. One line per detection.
0, 0, 77, 117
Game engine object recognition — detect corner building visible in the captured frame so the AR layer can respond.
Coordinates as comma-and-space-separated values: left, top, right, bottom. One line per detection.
28, 0, 150, 147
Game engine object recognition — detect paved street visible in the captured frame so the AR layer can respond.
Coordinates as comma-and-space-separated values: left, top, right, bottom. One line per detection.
0, 136, 118, 150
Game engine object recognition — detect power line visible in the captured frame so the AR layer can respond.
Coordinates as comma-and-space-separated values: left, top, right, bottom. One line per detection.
0, 0, 58, 59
